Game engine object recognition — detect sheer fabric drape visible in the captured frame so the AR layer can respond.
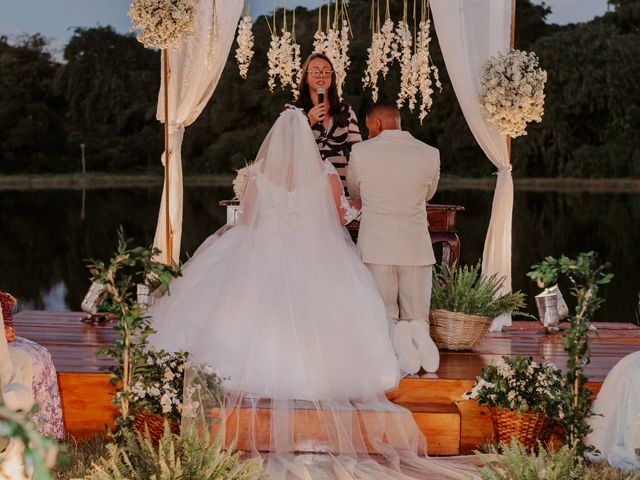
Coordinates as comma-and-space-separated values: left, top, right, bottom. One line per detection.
153, 0, 243, 263
431, 0, 513, 330
150, 110, 481, 479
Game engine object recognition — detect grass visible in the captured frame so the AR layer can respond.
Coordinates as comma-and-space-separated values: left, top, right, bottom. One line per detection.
52, 435, 110, 479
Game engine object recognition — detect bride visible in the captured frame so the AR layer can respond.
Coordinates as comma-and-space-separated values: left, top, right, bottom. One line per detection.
149, 109, 479, 479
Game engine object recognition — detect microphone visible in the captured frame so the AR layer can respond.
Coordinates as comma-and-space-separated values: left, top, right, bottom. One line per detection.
317, 87, 325, 105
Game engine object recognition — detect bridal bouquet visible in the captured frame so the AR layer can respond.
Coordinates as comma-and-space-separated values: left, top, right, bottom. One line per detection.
233, 164, 252, 200
479, 49, 547, 137
462, 355, 565, 417
128, 0, 197, 49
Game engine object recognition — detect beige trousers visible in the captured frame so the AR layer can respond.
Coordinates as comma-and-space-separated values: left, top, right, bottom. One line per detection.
366, 264, 433, 323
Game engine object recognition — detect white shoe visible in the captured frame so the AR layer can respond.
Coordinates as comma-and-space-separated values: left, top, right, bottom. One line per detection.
409, 320, 440, 373
393, 321, 421, 374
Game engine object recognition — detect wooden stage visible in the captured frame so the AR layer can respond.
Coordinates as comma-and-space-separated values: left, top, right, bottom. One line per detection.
14, 310, 640, 455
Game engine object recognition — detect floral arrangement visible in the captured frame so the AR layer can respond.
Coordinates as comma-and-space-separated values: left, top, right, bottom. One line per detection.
462, 356, 566, 417
128, 0, 197, 49
362, 19, 397, 102
235, 16, 254, 79
313, 20, 351, 100
479, 48, 547, 137
128, 348, 189, 423
233, 164, 252, 200
267, 30, 302, 97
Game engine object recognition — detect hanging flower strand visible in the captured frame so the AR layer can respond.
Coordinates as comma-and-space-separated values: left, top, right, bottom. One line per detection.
235, 3, 255, 79
266, 2, 301, 97
363, 0, 397, 102
313, 0, 352, 100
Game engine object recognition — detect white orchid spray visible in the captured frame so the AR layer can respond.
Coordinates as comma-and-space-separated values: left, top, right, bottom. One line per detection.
414, 19, 441, 123
128, 0, 197, 49
235, 16, 255, 79
313, 20, 351, 100
396, 21, 416, 110
479, 49, 547, 137
363, 18, 397, 102
267, 29, 301, 97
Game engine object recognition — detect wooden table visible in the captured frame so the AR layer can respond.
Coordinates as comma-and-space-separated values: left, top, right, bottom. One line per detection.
220, 201, 464, 267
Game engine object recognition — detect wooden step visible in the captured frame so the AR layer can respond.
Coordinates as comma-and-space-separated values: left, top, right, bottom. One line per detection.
209, 400, 460, 456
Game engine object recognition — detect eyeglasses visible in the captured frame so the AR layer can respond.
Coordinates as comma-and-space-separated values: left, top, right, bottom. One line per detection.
308, 69, 333, 78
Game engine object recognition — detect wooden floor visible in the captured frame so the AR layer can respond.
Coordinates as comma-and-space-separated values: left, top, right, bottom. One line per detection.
14, 310, 640, 454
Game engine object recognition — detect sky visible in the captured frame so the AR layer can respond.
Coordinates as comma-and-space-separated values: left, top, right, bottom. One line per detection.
0, 0, 610, 58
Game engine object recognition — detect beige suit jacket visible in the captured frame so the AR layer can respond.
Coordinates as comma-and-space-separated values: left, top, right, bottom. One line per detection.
347, 130, 440, 266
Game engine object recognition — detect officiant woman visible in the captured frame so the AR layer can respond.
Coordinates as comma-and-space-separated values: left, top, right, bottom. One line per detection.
285, 53, 362, 188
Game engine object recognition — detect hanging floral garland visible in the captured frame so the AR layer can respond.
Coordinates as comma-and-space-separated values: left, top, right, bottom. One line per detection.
395, 0, 441, 123
363, 0, 398, 102
235, 3, 255, 79
312, 0, 351, 100
128, 0, 198, 49
267, 4, 302, 97
479, 49, 547, 137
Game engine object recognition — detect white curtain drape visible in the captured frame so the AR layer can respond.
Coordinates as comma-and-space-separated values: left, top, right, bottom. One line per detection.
431, 0, 513, 330
153, 0, 243, 263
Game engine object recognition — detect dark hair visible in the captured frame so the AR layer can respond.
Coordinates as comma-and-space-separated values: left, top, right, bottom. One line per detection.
366, 101, 400, 120
294, 53, 350, 128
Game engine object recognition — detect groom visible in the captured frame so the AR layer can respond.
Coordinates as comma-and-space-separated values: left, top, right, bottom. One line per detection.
346, 101, 440, 374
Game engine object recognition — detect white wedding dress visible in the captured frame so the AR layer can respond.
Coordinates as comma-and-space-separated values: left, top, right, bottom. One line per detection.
587, 350, 640, 470
149, 109, 479, 479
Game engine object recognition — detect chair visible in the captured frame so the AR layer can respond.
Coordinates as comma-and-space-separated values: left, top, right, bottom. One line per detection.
0, 308, 35, 479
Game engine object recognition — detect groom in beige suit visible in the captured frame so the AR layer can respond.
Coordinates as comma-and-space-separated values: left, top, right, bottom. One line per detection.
347, 102, 440, 374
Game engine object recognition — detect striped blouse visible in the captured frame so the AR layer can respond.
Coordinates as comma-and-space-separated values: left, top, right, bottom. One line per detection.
284, 103, 362, 188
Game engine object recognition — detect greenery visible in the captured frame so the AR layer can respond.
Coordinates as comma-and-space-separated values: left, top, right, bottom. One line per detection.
87, 230, 181, 435
463, 356, 565, 417
79, 424, 266, 480
477, 440, 583, 480
528, 252, 613, 458
431, 262, 527, 318
476, 440, 640, 480
1, 0, 639, 177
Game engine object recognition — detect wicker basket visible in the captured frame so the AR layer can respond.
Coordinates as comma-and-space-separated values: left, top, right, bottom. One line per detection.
429, 309, 493, 351
134, 410, 179, 442
489, 407, 554, 450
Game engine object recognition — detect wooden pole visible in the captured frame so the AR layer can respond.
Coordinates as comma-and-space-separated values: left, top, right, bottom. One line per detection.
163, 49, 172, 265
507, 0, 516, 158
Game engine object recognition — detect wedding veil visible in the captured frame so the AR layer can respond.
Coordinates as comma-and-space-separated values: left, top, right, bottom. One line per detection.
161, 109, 481, 479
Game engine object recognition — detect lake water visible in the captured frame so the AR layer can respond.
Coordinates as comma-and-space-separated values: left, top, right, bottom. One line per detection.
2, 185, 639, 322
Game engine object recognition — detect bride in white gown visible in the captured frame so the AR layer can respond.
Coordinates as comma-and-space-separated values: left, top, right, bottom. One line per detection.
149, 109, 479, 479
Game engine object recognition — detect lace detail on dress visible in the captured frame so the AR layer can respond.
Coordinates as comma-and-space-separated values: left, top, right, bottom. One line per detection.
254, 174, 300, 231
324, 160, 360, 223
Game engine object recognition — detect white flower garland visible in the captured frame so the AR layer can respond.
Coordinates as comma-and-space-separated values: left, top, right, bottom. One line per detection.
267, 29, 302, 97
396, 21, 416, 110
235, 16, 254, 79
414, 20, 441, 123
128, 0, 197, 49
312, 20, 351, 100
479, 49, 547, 137
362, 19, 397, 102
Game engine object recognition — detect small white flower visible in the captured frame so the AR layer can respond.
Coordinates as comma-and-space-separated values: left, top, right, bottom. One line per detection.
233, 165, 251, 200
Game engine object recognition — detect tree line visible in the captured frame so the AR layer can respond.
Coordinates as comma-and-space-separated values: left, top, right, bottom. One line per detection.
0, 0, 638, 177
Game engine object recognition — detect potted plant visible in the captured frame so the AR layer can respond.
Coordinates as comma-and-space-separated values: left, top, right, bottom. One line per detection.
430, 262, 527, 350
462, 355, 566, 449
129, 348, 225, 441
